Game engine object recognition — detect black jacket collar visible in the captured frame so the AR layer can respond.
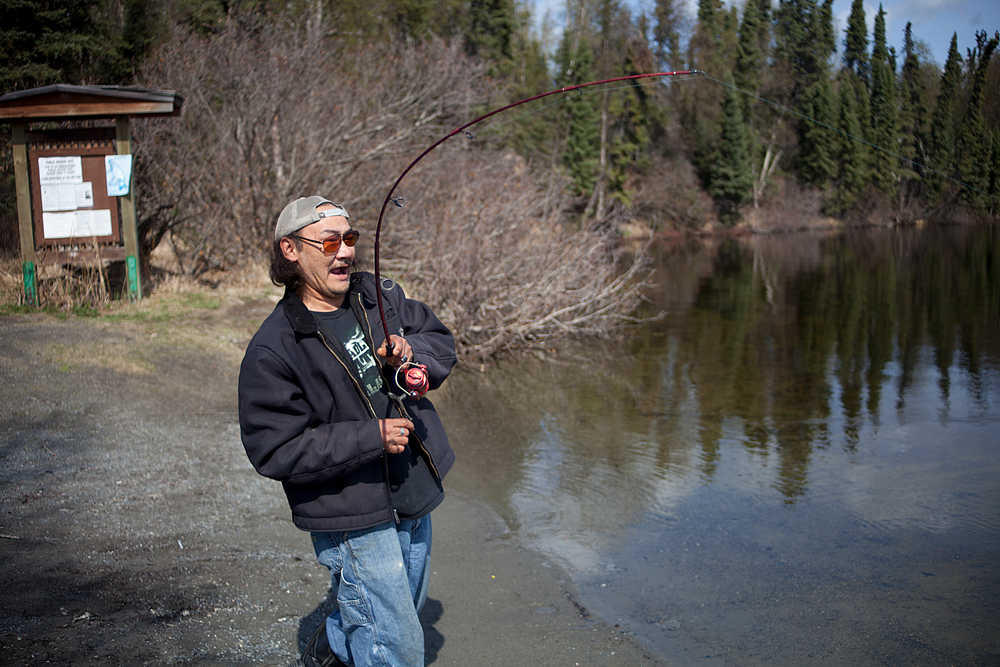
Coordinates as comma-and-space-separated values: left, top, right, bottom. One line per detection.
280, 273, 377, 336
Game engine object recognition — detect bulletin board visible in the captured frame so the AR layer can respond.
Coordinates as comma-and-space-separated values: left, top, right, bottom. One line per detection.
26, 127, 123, 251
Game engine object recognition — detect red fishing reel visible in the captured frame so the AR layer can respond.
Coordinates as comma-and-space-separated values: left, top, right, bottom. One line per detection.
395, 362, 430, 398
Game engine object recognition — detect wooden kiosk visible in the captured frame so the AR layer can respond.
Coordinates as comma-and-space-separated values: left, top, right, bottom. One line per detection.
0, 85, 183, 303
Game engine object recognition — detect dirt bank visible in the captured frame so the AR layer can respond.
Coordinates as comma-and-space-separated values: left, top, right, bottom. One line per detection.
0, 289, 661, 665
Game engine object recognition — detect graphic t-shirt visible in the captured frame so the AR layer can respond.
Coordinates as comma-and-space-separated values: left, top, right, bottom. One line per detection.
313, 306, 443, 519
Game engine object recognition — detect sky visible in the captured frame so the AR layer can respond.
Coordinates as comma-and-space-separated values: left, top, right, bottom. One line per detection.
530, 0, 1000, 67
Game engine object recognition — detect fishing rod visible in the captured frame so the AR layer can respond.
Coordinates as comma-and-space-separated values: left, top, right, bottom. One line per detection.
373, 70, 699, 391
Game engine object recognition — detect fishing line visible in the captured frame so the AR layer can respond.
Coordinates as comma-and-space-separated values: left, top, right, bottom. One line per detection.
373, 70, 697, 357
469, 74, 701, 138
380, 74, 704, 230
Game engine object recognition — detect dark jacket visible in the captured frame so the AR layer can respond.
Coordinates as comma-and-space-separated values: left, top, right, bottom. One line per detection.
238, 272, 457, 532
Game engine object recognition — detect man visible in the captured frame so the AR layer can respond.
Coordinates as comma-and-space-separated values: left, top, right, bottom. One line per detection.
238, 196, 457, 666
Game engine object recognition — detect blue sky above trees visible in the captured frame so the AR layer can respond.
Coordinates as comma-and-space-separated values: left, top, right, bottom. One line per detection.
530, 0, 999, 66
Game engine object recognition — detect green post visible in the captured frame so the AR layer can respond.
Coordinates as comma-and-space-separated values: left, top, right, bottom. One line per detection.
22, 261, 37, 306
126, 255, 139, 298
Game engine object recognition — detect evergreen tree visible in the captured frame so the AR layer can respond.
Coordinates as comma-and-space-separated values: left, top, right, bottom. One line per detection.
798, 78, 837, 185
928, 34, 963, 200
898, 22, 926, 201
734, 0, 764, 121
754, 0, 771, 57
827, 76, 868, 214
678, 0, 729, 185
774, 0, 813, 84
496, 3, 554, 161
869, 4, 898, 194
710, 74, 753, 222
466, 0, 516, 67
0, 0, 154, 89
653, 0, 682, 69
696, 0, 723, 48
555, 29, 600, 198
843, 0, 868, 83
817, 0, 836, 63
989, 131, 1000, 216
956, 31, 999, 210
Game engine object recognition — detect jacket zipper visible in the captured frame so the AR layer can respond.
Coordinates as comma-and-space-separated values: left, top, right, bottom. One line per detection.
316, 327, 399, 524
356, 293, 442, 483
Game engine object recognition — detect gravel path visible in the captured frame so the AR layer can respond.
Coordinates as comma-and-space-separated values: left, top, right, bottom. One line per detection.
0, 302, 661, 666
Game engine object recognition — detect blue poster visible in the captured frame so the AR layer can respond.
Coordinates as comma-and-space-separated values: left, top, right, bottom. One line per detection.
105, 154, 133, 197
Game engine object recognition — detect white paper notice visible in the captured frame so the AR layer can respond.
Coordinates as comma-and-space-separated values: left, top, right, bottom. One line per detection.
41, 184, 76, 211
42, 209, 112, 239
38, 156, 83, 185
40, 182, 93, 212
105, 154, 132, 196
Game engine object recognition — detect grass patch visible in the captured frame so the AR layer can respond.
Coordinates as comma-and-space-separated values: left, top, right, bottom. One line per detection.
45, 342, 156, 376
179, 292, 221, 310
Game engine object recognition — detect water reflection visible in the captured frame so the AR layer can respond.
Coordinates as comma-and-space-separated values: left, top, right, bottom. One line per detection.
436, 224, 1000, 663
644, 225, 999, 500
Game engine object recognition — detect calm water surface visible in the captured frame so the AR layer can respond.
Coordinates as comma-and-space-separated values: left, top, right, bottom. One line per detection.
437, 224, 1000, 665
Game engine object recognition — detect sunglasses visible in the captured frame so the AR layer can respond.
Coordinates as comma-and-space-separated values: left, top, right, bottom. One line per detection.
291, 230, 360, 255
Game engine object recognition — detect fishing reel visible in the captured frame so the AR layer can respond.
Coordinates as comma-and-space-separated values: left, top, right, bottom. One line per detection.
393, 361, 430, 398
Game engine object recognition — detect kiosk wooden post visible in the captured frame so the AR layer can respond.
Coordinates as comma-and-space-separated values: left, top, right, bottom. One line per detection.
115, 116, 141, 299
11, 121, 37, 304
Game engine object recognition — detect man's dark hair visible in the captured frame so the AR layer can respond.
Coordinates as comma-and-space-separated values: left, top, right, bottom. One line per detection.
269, 238, 303, 290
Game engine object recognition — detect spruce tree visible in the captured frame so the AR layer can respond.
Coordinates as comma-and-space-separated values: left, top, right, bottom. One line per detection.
555, 31, 600, 198
956, 31, 999, 211
798, 78, 837, 186
774, 0, 814, 84
653, 0, 682, 69
755, 0, 771, 56
843, 0, 868, 83
0, 0, 152, 89
817, 0, 836, 63
499, 6, 555, 161
679, 0, 727, 185
466, 0, 516, 67
734, 0, 764, 121
710, 74, 753, 222
989, 131, 1000, 216
928, 34, 963, 200
827, 77, 868, 214
898, 22, 926, 200
869, 4, 898, 195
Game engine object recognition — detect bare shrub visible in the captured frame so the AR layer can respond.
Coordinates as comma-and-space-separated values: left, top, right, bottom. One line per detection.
131, 7, 653, 359
630, 154, 716, 231
376, 147, 653, 361
752, 176, 829, 232
133, 9, 485, 276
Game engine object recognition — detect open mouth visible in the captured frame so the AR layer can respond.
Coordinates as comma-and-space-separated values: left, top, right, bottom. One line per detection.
329, 266, 350, 278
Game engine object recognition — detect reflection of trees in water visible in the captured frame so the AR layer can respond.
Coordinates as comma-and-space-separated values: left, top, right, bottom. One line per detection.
440, 225, 999, 523
661, 224, 999, 501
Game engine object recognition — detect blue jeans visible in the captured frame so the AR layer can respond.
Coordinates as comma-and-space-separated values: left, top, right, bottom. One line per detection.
311, 515, 432, 666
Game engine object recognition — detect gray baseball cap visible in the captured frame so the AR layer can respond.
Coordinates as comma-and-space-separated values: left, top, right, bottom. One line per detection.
274, 196, 350, 240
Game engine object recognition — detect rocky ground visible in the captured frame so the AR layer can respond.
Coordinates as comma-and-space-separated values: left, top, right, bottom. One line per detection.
0, 286, 661, 665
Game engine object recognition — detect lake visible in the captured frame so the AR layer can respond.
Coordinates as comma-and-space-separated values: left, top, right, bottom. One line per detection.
437, 223, 1000, 665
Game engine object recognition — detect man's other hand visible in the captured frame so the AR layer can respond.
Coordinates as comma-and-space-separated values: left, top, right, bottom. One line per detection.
379, 418, 414, 454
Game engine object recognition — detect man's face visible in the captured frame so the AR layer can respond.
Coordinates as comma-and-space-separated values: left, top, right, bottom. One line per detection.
280, 204, 355, 310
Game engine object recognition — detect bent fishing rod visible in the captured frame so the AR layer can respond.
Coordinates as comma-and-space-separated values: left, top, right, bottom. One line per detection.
372, 69, 699, 376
